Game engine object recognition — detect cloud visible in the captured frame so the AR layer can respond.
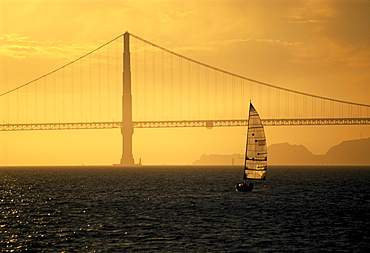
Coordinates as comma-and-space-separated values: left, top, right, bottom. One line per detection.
230, 38, 304, 47
0, 34, 39, 58
0, 33, 107, 60
285, 16, 328, 24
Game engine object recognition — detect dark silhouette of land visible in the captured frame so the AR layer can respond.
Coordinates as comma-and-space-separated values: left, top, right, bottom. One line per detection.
193, 138, 370, 165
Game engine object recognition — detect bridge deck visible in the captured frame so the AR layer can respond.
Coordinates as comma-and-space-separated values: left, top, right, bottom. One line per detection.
1, 118, 369, 131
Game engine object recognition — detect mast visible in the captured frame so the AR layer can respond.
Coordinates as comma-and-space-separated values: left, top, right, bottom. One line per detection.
243, 103, 252, 182
120, 32, 135, 165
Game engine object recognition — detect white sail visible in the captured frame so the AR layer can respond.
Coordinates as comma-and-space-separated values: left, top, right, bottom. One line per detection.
244, 103, 267, 180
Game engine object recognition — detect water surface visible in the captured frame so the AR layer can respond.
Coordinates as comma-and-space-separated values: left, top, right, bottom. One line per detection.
1, 166, 369, 252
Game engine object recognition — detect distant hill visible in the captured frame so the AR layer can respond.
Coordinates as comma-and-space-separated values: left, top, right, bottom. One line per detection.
268, 143, 323, 165
193, 138, 370, 165
323, 138, 370, 165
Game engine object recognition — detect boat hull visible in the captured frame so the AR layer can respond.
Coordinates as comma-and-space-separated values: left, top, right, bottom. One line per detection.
235, 182, 254, 192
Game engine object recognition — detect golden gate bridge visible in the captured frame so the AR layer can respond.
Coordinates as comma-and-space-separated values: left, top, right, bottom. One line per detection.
1, 32, 369, 165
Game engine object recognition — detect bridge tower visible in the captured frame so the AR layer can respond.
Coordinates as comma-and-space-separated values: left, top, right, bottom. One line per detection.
120, 32, 135, 165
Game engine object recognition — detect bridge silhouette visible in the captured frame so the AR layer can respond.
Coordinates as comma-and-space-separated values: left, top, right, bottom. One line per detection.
1, 32, 369, 165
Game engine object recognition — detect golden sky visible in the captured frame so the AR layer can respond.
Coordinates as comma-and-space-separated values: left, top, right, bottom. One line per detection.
1, 0, 370, 165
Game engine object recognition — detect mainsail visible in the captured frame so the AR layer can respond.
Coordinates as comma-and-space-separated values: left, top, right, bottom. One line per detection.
244, 103, 267, 180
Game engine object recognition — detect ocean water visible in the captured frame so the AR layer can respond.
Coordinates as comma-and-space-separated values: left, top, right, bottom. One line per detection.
1, 166, 369, 252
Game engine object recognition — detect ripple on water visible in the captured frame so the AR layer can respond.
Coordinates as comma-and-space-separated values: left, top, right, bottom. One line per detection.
0, 166, 369, 252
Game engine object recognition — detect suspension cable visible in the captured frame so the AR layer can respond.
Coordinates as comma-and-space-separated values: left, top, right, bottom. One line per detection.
130, 33, 370, 108
3, 31, 369, 110
0, 34, 124, 97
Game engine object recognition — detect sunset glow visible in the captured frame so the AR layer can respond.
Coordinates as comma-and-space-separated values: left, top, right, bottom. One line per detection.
1, 0, 369, 165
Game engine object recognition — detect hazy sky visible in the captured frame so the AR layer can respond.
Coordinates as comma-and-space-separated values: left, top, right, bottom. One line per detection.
1, 0, 369, 165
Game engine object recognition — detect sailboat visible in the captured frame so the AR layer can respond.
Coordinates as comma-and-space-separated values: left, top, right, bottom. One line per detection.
236, 103, 267, 192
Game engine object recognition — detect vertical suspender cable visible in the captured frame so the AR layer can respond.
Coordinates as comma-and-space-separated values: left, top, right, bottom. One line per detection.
7, 94, 9, 123
71, 64, 74, 122
188, 61, 191, 120
80, 57, 83, 122
222, 73, 226, 119
232, 77, 235, 119
35, 81, 38, 123
107, 44, 110, 121
206, 68, 209, 120
170, 53, 173, 120
275, 88, 278, 118
197, 64, 201, 120
98, 49, 101, 121
53, 73, 55, 123
144, 42, 147, 120
89, 50, 92, 121
152, 46, 156, 120
179, 56, 183, 120
161, 50, 165, 120
303, 95, 306, 118
215, 71, 218, 120
241, 79, 244, 118
16, 90, 19, 123
26, 85, 28, 123
285, 91, 288, 118
44, 77, 47, 123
